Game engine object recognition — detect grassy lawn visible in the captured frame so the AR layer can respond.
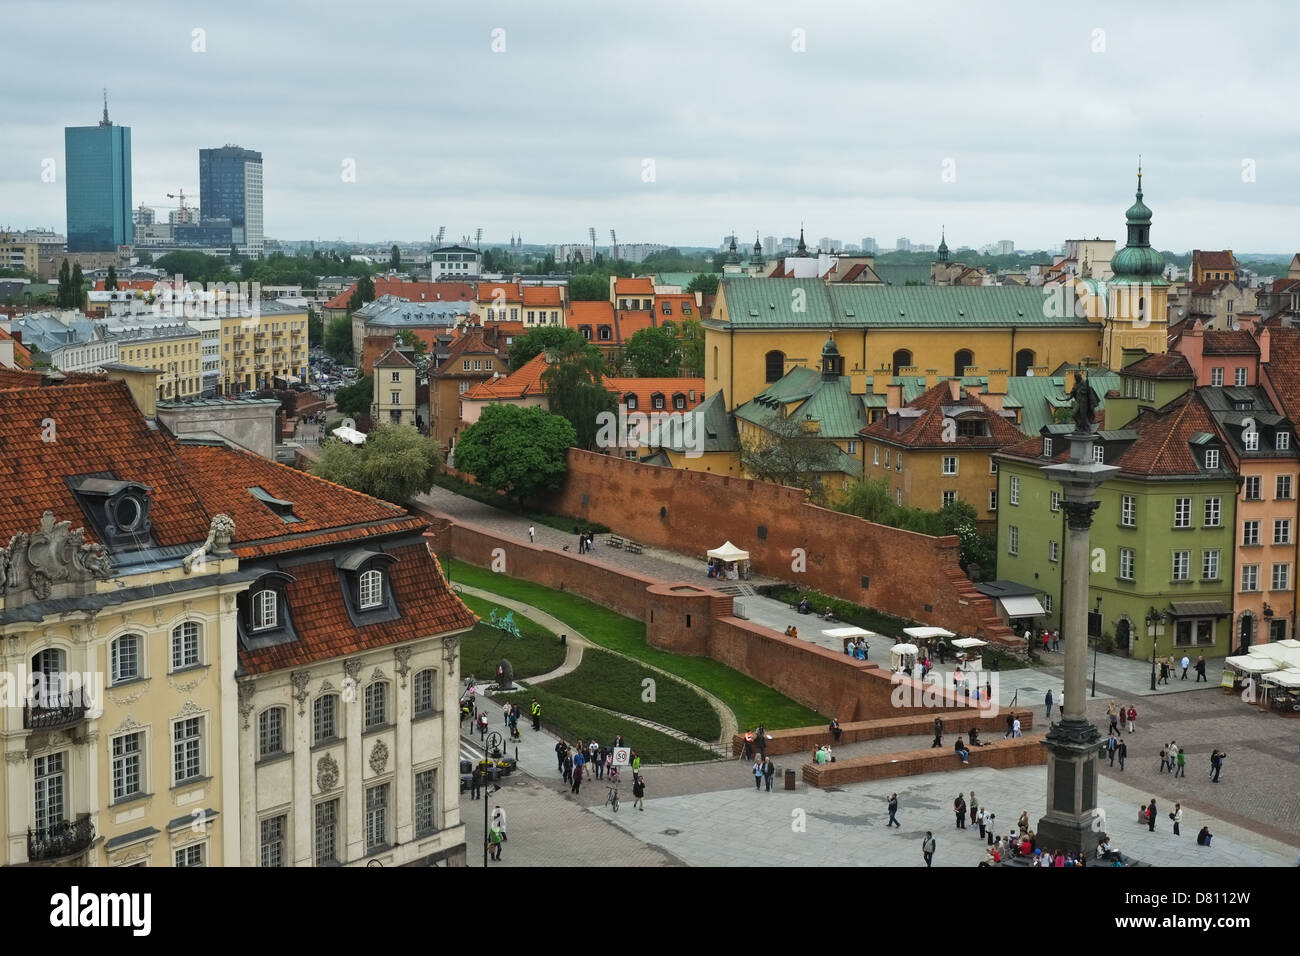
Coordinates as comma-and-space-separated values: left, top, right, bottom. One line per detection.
429, 472, 609, 535
495, 686, 715, 764
459, 595, 567, 680
446, 558, 826, 729
542, 648, 722, 741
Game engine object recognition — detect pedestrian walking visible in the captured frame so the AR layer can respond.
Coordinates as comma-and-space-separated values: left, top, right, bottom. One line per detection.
1107, 736, 1117, 766
571, 762, 584, 795
753, 759, 764, 790
922, 832, 936, 867
1106, 700, 1119, 736
932, 716, 944, 748
470, 765, 482, 800
1053, 630, 1061, 652
1171, 803, 1182, 836
1195, 655, 1207, 682
477, 711, 489, 742
1181, 655, 1190, 680
937, 638, 948, 664
1045, 689, 1054, 719
887, 793, 900, 828
977, 807, 987, 838
1146, 798, 1158, 832
1126, 704, 1137, 734
491, 804, 507, 843
528, 525, 535, 542
969, 790, 978, 827
562, 751, 573, 784
1175, 747, 1186, 777
632, 776, 646, 810
1159, 744, 1168, 773
555, 740, 568, 774
985, 812, 996, 845
762, 757, 775, 791
1210, 749, 1225, 783
487, 824, 503, 861
1011, 717, 1022, 738
1118, 738, 1127, 771
954, 793, 967, 829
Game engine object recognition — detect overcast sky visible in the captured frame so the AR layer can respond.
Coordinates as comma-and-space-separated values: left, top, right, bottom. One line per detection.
3, 0, 1298, 253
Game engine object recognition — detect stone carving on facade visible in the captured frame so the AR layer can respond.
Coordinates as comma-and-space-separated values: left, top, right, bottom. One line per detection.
0, 511, 115, 602
113, 715, 143, 734
290, 670, 311, 716
168, 669, 208, 693
237, 680, 256, 729
318, 679, 335, 695
109, 683, 149, 706
441, 634, 461, 666
393, 647, 412, 688
343, 659, 362, 683
370, 667, 386, 684
153, 607, 164, 627
317, 754, 340, 792
4, 749, 30, 764
177, 700, 202, 718
182, 514, 236, 574
369, 740, 389, 774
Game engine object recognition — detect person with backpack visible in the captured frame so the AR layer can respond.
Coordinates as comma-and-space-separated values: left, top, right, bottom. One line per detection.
487, 824, 503, 861
491, 804, 507, 843
632, 775, 646, 810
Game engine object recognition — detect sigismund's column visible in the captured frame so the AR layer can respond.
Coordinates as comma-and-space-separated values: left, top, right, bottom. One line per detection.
1036, 428, 1118, 853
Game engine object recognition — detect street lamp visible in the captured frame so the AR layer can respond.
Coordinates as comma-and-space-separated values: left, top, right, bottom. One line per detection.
1091, 596, 1100, 698
1145, 607, 1163, 691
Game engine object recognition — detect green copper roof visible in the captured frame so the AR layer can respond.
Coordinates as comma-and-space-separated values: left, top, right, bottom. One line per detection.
1112, 170, 1165, 280
872, 264, 932, 286
719, 278, 1094, 329
735, 366, 867, 440
1006, 371, 1120, 436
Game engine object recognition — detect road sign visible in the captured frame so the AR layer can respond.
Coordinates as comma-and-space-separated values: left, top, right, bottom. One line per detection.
612, 747, 630, 766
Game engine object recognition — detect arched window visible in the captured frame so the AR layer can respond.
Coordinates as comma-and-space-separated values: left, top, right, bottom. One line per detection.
1138, 296, 1145, 324
313, 694, 338, 744
954, 349, 974, 378
1015, 349, 1035, 377
171, 621, 201, 670
765, 350, 785, 383
413, 669, 437, 716
892, 349, 912, 373
258, 706, 286, 758
253, 590, 278, 631
111, 634, 142, 684
31, 648, 67, 706
364, 682, 389, 730
359, 569, 383, 609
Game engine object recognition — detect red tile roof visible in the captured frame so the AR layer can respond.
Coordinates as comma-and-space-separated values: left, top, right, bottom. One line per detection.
1201, 330, 1259, 355
566, 301, 614, 325
325, 279, 476, 311
1125, 352, 1194, 378
614, 277, 654, 296
476, 282, 521, 303
462, 352, 550, 401
92, 279, 161, 292
434, 328, 506, 376
238, 543, 476, 674
373, 346, 415, 369
859, 381, 1025, 448
522, 285, 562, 307
1192, 250, 1237, 272
603, 377, 706, 411
1262, 328, 1300, 423
613, 310, 658, 345
839, 263, 868, 283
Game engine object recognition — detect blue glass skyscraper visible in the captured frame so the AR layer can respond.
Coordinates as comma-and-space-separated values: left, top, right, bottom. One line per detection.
199, 146, 263, 257
65, 95, 133, 252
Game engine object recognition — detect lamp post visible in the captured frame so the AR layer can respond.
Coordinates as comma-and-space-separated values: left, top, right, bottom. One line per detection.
1091, 596, 1100, 698
1146, 607, 1160, 692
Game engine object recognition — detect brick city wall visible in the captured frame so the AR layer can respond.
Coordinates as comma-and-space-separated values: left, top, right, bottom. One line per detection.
541, 450, 1016, 644
730, 709, 1035, 757
803, 736, 1047, 787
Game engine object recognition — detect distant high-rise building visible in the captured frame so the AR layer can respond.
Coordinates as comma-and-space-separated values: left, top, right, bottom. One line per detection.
133, 204, 154, 226
778, 237, 797, 253
65, 94, 133, 252
763, 235, 778, 257
817, 237, 842, 253
199, 145, 264, 257
861, 237, 878, 254
896, 238, 912, 252
997, 240, 1015, 256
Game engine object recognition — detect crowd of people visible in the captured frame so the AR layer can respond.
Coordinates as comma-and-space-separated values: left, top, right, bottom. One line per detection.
554, 735, 642, 800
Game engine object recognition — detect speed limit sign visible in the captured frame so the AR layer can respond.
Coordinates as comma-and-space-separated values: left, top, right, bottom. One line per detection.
612, 747, 631, 766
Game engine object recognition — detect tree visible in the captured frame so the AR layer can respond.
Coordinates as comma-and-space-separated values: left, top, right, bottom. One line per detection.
324, 315, 355, 363
105, 265, 118, 291
508, 326, 586, 372
676, 318, 705, 377
137, 251, 153, 266
394, 330, 431, 378
739, 413, 843, 502
455, 404, 576, 503
70, 263, 85, 310
686, 273, 719, 296
537, 253, 557, 274
56, 259, 72, 308
347, 274, 376, 312
307, 307, 324, 347
334, 375, 373, 418
567, 274, 607, 301
390, 244, 400, 271
622, 325, 681, 377
541, 339, 616, 450
310, 423, 441, 506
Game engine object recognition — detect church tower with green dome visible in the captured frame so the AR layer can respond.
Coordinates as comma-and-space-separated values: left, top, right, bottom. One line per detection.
1100, 161, 1170, 368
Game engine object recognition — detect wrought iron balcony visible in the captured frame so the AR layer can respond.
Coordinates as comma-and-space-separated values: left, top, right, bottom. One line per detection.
28, 814, 94, 862
23, 696, 88, 731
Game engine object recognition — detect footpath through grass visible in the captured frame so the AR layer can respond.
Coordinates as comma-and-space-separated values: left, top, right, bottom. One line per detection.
497, 686, 715, 764
458, 595, 566, 680
543, 647, 721, 741
445, 558, 826, 730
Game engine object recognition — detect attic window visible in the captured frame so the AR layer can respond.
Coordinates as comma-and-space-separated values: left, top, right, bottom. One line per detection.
249, 487, 301, 523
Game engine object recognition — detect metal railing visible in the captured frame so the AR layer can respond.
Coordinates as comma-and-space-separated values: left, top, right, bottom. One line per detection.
23, 698, 88, 731
28, 814, 94, 862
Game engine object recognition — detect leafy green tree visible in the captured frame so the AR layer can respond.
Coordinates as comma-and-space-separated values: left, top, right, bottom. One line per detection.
833, 477, 896, 524
508, 326, 586, 372
307, 307, 324, 346
137, 251, 153, 266
390, 244, 400, 271
310, 423, 441, 506
834, 482, 994, 579
56, 259, 72, 308
334, 375, 373, 418
324, 315, 355, 363
686, 273, 719, 295
347, 274, 376, 312
623, 325, 681, 377
105, 265, 118, 291
676, 318, 705, 377
739, 413, 843, 503
455, 404, 576, 502
541, 338, 616, 450
70, 264, 85, 309
568, 273, 608, 301
154, 251, 233, 284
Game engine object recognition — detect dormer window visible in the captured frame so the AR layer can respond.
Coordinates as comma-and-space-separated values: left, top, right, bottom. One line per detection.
1092, 445, 1105, 464
1043, 437, 1053, 457
599, 326, 612, 341
70, 477, 155, 550
1206, 449, 1220, 470
359, 569, 383, 609
253, 589, 278, 631
249, 486, 300, 523
336, 550, 399, 624
673, 394, 686, 410
625, 394, 638, 411
1278, 432, 1291, 451
652, 393, 665, 410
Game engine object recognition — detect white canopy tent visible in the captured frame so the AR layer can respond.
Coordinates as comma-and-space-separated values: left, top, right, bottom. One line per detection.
999, 595, 1047, 618
1262, 669, 1300, 688
1225, 655, 1278, 674
707, 541, 750, 563
331, 426, 367, 445
903, 626, 956, 641
823, 627, 876, 640
890, 643, 920, 672
951, 637, 988, 650
1247, 642, 1300, 669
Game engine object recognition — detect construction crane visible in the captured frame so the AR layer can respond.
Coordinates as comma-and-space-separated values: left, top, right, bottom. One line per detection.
588, 226, 597, 262
162, 188, 195, 224
610, 228, 618, 262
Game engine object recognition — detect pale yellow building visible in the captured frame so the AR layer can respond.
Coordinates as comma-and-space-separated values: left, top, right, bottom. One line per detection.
372, 346, 418, 427
219, 301, 310, 395
109, 324, 204, 401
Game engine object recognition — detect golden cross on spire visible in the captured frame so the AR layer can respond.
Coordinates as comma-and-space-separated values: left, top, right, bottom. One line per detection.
1138, 154, 1142, 181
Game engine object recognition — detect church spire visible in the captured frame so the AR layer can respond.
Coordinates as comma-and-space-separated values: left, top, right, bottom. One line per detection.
937, 226, 949, 263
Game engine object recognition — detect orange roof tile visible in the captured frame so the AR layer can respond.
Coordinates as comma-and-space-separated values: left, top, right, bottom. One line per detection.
1201, 330, 1259, 355
1263, 328, 1300, 423
92, 279, 161, 292
1193, 250, 1237, 271
614, 277, 654, 296
566, 301, 614, 324
522, 285, 562, 307
1126, 352, 1194, 379
603, 377, 705, 410
476, 282, 521, 302
613, 310, 657, 345
462, 352, 550, 401
325, 279, 476, 311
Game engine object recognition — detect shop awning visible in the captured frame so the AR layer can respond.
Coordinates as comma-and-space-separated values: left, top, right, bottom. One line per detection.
952, 637, 988, 650
1167, 601, 1231, 618
1225, 655, 1276, 674
903, 626, 955, 640
823, 627, 876, 640
707, 541, 750, 563
1262, 669, 1300, 688
1000, 595, 1047, 618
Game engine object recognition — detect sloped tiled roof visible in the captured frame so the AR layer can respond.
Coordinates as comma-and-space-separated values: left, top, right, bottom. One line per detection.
614, 277, 654, 296
860, 381, 1026, 448
522, 285, 562, 307
476, 282, 521, 302
1201, 330, 1259, 355
1191, 280, 1232, 296
325, 279, 477, 311
1005, 371, 1119, 436
734, 367, 866, 439
604, 377, 706, 411
1125, 352, 1194, 378
462, 352, 550, 401
373, 346, 415, 369
1193, 250, 1237, 271
1262, 327, 1300, 422
434, 328, 505, 375
566, 301, 614, 326
613, 310, 658, 345
238, 544, 477, 674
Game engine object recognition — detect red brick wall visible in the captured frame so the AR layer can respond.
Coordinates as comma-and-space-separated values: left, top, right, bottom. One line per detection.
803, 737, 1047, 787
542, 450, 1016, 644
731, 710, 1034, 757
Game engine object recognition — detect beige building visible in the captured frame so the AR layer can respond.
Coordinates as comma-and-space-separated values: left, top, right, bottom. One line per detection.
371, 346, 418, 427
108, 323, 204, 401
219, 301, 310, 395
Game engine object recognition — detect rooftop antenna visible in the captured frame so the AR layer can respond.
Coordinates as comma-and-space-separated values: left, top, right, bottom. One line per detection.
435, 226, 446, 247
588, 226, 597, 261
475, 227, 482, 252
100, 88, 110, 127
610, 228, 618, 262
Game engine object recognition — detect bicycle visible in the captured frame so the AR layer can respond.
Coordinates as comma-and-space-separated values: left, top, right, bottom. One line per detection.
606, 786, 620, 813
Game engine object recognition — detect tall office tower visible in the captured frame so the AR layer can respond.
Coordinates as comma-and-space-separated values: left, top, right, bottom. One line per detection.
65, 92, 133, 252
199, 145, 264, 257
